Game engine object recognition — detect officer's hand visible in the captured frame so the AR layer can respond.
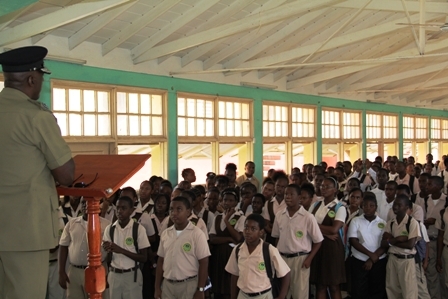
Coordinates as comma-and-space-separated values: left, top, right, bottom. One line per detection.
59, 271, 70, 289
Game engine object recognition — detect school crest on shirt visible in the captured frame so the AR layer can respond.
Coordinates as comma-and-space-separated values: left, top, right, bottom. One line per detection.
183, 243, 192, 252
327, 211, 336, 218
400, 230, 409, 236
258, 262, 266, 271
229, 218, 237, 226
296, 230, 304, 238
125, 237, 133, 245
378, 223, 385, 229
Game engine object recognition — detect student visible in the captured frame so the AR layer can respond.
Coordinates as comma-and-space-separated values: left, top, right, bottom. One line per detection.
61, 195, 83, 221
137, 180, 154, 214
121, 187, 156, 239
236, 161, 260, 190
377, 181, 397, 221
346, 188, 363, 226
348, 196, 387, 299
272, 184, 323, 299
239, 182, 257, 215
309, 177, 347, 299
225, 214, 291, 299
181, 168, 197, 184
395, 161, 420, 195
101, 189, 121, 223
159, 181, 173, 198
438, 157, 448, 194
435, 198, 448, 291
417, 176, 446, 299
386, 185, 424, 223
225, 163, 239, 189
370, 168, 388, 206
388, 161, 399, 181
59, 198, 111, 299
298, 183, 314, 211
381, 194, 421, 299
262, 172, 289, 245
251, 193, 266, 215
154, 196, 210, 299
261, 180, 275, 203
341, 178, 361, 205
205, 187, 221, 216
206, 172, 217, 191
102, 196, 150, 299
215, 175, 230, 193
412, 173, 431, 204
209, 188, 246, 299
313, 173, 325, 200
191, 187, 216, 234
148, 193, 170, 299
149, 176, 163, 201
178, 180, 192, 190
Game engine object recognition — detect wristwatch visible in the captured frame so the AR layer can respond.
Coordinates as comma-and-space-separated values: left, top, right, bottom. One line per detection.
197, 287, 205, 292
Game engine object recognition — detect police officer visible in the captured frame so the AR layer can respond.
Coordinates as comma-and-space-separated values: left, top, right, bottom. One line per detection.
0, 46, 74, 299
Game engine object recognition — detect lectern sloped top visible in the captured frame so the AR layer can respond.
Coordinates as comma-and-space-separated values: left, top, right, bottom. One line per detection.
56, 154, 151, 198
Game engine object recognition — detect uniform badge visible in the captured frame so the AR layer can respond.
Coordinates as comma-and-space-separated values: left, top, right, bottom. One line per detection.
296, 231, 304, 238
400, 230, 409, 236
258, 262, 266, 271
125, 237, 133, 245
229, 219, 237, 225
183, 243, 192, 252
378, 223, 385, 229
327, 211, 336, 218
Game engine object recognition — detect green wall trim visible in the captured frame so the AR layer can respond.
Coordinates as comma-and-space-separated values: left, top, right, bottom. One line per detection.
252, 96, 263, 183
362, 111, 367, 160
44, 60, 448, 118
0, 0, 38, 16
398, 112, 404, 159
316, 105, 322, 162
167, 91, 178, 184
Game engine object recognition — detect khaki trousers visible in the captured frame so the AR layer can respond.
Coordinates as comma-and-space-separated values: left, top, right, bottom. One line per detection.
281, 254, 309, 299
238, 290, 273, 299
162, 277, 197, 299
415, 261, 430, 299
386, 254, 418, 299
0, 250, 48, 299
108, 269, 142, 299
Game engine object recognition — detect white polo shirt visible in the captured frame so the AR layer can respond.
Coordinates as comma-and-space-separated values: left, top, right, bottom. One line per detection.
347, 215, 386, 261
131, 209, 156, 237
103, 220, 150, 270
60, 216, 111, 266
261, 196, 287, 221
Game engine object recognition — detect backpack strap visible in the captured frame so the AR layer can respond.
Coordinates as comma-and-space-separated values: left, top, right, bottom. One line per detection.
409, 175, 415, 195
202, 210, 209, 226
62, 216, 69, 225
151, 218, 159, 236
360, 174, 366, 184
132, 212, 143, 222
235, 243, 243, 263
268, 201, 275, 222
310, 201, 323, 215
107, 225, 116, 268
262, 242, 273, 279
441, 208, 447, 230
410, 194, 417, 203
423, 196, 429, 213
391, 216, 412, 234
190, 217, 199, 226
132, 222, 139, 282
62, 206, 72, 218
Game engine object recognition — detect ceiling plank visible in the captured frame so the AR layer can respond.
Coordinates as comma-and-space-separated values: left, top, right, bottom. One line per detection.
69, 1, 135, 50
239, 13, 440, 68
131, 0, 221, 59
224, 9, 324, 69
180, 0, 255, 67
336, 0, 448, 13
0, 0, 135, 47
0, 2, 37, 31
132, 0, 344, 64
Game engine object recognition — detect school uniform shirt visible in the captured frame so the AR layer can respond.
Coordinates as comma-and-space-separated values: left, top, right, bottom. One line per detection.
395, 174, 420, 194
136, 200, 154, 214
236, 174, 260, 191
103, 220, 150, 270
438, 170, 448, 194
416, 193, 446, 239
386, 204, 424, 223
193, 207, 216, 233
311, 199, 347, 225
261, 196, 287, 221
370, 187, 387, 207
157, 222, 211, 280
103, 204, 116, 223
435, 208, 448, 246
60, 216, 111, 266
150, 213, 166, 234
389, 172, 399, 181
62, 201, 82, 220
160, 214, 209, 239
384, 214, 421, 255
130, 209, 156, 237
225, 240, 290, 294
377, 198, 395, 223
209, 209, 246, 235
348, 171, 373, 192
271, 206, 323, 254
347, 215, 387, 261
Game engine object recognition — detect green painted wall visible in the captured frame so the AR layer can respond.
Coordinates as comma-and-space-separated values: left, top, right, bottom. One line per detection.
0, 0, 38, 15
41, 60, 448, 180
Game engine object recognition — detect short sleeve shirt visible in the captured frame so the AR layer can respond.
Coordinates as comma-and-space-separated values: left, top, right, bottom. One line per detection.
225, 240, 290, 293
271, 206, 323, 253
103, 220, 150, 269
209, 210, 246, 235
312, 199, 347, 224
262, 197, 287, 221
158, 222, 211, 280
347, 215, 386, 261
384, 214, 421, 255
435, 208, 448, 246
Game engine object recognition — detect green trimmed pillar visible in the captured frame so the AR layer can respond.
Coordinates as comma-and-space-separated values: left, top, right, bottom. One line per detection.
316, 105, 322, 162
167, 90, 178, 184
253, 97, 263, 182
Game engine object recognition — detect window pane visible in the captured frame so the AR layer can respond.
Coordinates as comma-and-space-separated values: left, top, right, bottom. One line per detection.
54, 113, 67, 136
128, 94, 139, 114
117, 115, 128, 135
68, 89, 81, 111
53, 88, 66, 110
98, 115, 110, 136
197, 119, 205, 137
83, 114, 96, 136
178, 117, 186, 136
152, 117, 163, 135
178, 98, 186, 116
97, 92, 109, 112
117, 92, 127, 113
141, 116, 150, 135
219, 101, 225, 118
152, 95, 162, 115
68, 113, 82, 136
129, 115, 139, 136
206, 120, 214, 136
141, 94, 150, 114
83, 90, 95, 112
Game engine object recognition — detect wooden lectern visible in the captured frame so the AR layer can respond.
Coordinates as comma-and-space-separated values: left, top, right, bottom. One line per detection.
57, 154, 150, 299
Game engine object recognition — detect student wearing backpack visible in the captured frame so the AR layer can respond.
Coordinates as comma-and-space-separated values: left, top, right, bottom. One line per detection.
309, 177, 347, 299
103, 196, 150, 299
435, 199, 448, 291
381, 194, 421, 299
438, 157, 448, 194
271, 184, 323, 299
225, 213, 291, 299
395, 161, 420, 195
59, 198, 111, 299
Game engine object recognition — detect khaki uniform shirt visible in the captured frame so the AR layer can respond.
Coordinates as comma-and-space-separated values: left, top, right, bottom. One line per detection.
0, 88, 72, 251
384, 214, 421, 255
236, 174, 260, 191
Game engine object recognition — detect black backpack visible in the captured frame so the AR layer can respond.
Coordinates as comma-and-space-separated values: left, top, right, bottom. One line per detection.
235, 242, 282, 298
108, 222, 140, 282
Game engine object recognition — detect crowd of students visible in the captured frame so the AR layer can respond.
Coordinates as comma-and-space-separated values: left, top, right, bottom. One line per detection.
46, 155, 448, 299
